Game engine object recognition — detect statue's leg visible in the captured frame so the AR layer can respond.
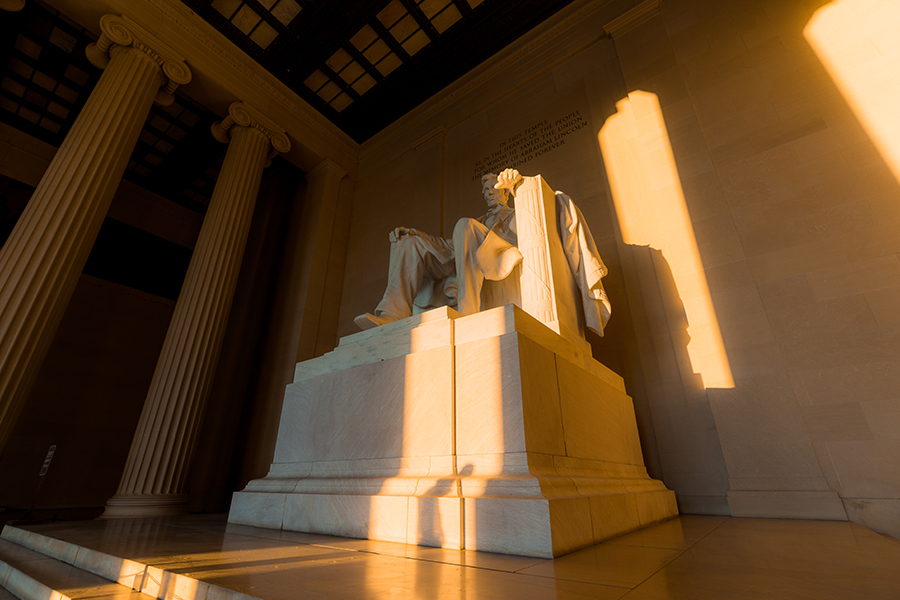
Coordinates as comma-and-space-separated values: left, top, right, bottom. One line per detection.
452, 218, 490, 316
374, 235, 454, 319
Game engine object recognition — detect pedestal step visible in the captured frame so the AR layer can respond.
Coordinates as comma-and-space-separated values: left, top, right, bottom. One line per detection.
233, 305, 678, 557
0, 525, 258, 600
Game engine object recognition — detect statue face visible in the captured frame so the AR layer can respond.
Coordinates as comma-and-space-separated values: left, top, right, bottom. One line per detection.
482, 176, 507, 207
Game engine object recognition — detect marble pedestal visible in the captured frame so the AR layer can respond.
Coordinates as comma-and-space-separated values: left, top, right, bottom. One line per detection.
229, 305, 677, 558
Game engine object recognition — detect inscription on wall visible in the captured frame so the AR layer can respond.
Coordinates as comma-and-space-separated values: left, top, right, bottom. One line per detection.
471, 110, 589, 180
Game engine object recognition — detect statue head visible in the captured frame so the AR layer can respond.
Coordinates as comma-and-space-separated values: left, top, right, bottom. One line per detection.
481, 173, 510, 208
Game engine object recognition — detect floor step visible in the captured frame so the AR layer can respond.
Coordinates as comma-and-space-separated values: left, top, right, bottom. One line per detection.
1, 524, 259, 600
0, 537, 150, 600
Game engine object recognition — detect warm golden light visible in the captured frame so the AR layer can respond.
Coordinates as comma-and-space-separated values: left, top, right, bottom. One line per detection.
599, 91, 734, 389
805, 0, 900, 184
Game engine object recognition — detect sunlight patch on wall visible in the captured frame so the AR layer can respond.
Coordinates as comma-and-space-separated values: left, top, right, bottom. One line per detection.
805, 0, 900, 184
599, 91, 734, 389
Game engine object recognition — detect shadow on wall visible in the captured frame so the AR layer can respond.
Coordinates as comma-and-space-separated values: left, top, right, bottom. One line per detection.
597, 90, 732, 515
600, 91, 733, 391
597, 0, 900, 528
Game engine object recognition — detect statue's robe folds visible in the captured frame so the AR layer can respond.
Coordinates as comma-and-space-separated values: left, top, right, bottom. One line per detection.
555, 191, 611, 336
374, 193, 611, 336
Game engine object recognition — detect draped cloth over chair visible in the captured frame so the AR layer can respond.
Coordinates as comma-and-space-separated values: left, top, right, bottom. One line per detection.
410, 175, 611, 350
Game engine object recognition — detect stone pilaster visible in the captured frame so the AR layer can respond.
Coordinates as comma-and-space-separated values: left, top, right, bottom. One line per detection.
0, 14, 190, 453
294, 159, 347, 362
103, 102, 290, 517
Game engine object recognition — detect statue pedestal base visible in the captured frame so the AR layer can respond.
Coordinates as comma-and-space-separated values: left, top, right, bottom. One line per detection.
229, 305, 676, 558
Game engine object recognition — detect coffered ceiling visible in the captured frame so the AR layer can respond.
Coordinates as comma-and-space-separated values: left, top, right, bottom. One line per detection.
1, 0, 578, 218
181, 0, 577, 142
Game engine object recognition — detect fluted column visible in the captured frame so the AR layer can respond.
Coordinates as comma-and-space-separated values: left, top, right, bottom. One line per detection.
0, 15, 190, 454
103, 102, 290, 517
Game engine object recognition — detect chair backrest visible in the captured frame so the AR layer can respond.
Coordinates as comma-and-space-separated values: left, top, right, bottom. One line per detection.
482, 175, 587, 348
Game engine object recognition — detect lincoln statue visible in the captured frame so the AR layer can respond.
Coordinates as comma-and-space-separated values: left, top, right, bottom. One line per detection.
355, 168, 611, 336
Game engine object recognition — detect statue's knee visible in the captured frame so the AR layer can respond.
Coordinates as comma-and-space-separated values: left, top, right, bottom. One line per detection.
399, 235, 425, 252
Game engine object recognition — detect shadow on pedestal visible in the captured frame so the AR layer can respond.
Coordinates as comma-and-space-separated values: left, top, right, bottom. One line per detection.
229, 305, 676, 558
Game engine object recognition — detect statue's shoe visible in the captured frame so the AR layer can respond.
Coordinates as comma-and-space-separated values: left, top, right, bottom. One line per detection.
353, 312, 398, 331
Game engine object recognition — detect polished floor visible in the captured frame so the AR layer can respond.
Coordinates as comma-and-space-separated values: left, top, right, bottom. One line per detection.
4, 513, 900, 599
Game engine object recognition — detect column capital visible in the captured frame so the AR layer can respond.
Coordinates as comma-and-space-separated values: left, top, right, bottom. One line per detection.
211, 102, 292, 161
86, 14, 192, 106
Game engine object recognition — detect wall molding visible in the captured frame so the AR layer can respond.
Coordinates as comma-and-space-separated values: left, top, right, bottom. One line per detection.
360, 0, 627, 161
603, 0, 662, 39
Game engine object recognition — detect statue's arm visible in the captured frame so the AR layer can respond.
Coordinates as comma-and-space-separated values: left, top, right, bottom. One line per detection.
389, 226, 451, 249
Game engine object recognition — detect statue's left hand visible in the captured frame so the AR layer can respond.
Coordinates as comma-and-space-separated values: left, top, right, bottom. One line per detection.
389, 226, 417, 243
495, 168, 523, 194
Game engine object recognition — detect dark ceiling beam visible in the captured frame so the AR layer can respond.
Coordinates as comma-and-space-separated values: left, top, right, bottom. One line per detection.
397, 0, 440, 41
368, 17, 412, 63
242, 0, 291, 33
183, 0, 209, 10
343, 43, 386, 84
451, 0, 473, 18
318, 62, 363, 102
201, 9, 265, 61
265, 0, 387, 73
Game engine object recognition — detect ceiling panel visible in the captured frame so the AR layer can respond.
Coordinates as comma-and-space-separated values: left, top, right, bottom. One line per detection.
0, 1, 228, 215
182, 0, 577, 142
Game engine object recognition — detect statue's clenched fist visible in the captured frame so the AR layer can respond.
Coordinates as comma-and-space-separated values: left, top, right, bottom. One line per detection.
389, 226, 418, 243
494, 168, 523, 193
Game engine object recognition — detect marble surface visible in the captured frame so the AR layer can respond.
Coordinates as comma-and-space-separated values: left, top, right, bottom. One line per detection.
4, 514, 900, 599
0, 537, 146, 600
298, 307, 460, 383
727, 489, 847, 521
234, 304, 674, 557
275, 345, 453, 465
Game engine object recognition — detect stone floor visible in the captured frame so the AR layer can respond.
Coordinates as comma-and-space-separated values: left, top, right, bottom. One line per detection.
2, 513, 900, 599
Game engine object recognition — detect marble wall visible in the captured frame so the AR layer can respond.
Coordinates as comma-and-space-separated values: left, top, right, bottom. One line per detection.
339, 0, 900, 536
0, 275, 175, 510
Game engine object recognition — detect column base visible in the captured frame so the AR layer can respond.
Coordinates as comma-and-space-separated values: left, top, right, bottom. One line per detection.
101, 494, 189, 518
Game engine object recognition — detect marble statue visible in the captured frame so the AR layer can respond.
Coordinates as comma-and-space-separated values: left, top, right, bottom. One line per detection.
235, 183, 672, 560
355, 168, 611, 336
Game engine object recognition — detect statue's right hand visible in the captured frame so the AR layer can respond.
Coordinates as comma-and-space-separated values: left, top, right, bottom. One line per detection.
495, 168, 523, 192
389, 227, 416, 243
